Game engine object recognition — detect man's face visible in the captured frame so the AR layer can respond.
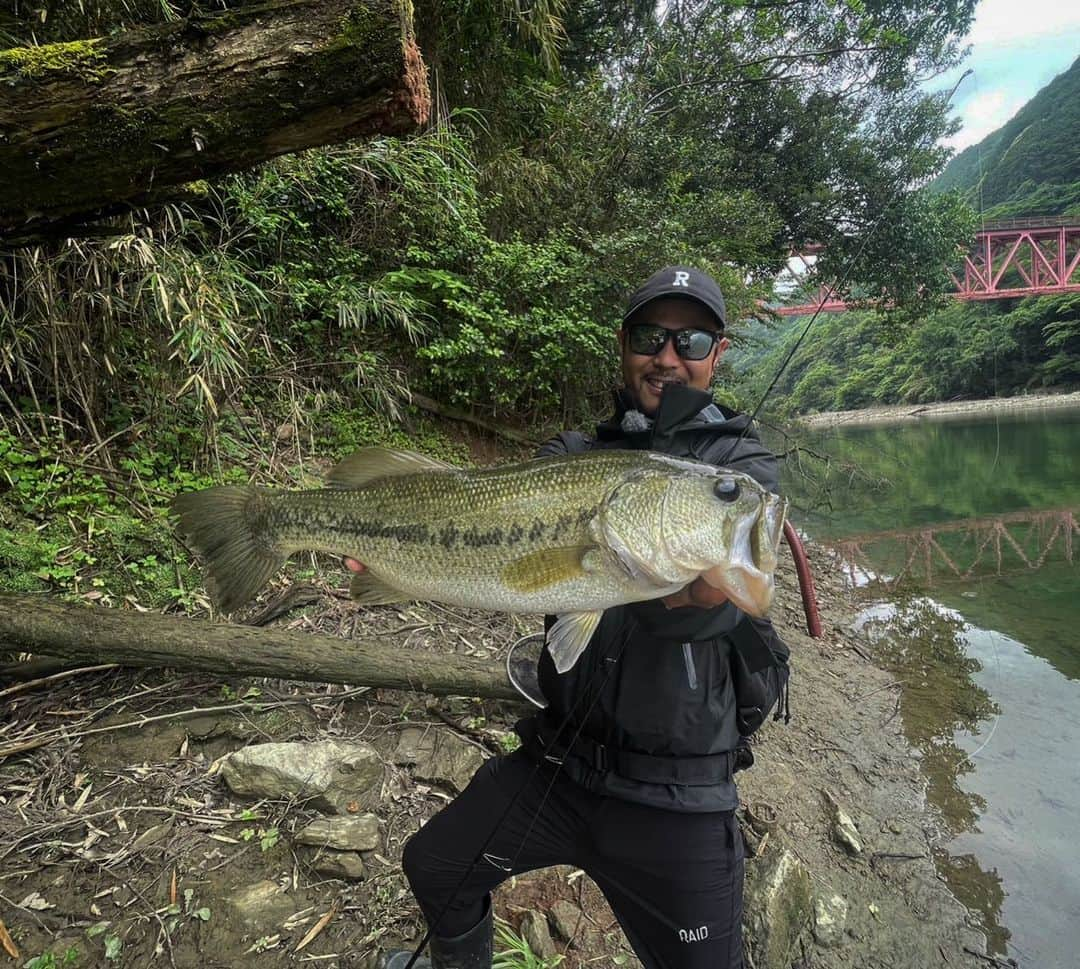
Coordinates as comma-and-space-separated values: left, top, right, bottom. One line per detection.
619, 297, 729, 416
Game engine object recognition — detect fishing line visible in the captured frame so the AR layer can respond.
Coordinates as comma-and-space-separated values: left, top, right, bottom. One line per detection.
960, 626, 1003, 764
403, 62, 975, 969
732, 69, 974, 445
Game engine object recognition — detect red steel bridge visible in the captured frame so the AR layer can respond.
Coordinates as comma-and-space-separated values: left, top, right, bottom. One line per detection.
776, 217, 1080, 316
822, 506, 1079, 589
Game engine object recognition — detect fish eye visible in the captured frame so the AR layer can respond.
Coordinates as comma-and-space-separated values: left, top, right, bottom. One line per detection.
714, 479, 740, 502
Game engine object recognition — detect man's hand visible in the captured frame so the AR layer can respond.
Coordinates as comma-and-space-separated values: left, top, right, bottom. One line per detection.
344, 557, 367, 574
662, 576, 729, 610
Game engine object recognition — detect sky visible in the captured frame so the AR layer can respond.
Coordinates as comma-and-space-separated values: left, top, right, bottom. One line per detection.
939, 0, 1080, 152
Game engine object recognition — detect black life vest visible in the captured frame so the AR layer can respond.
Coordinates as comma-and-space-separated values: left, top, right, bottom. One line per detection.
516, 385, 790, 813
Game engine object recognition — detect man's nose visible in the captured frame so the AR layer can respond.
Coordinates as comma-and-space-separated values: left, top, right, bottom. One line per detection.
654, 335, 682, 367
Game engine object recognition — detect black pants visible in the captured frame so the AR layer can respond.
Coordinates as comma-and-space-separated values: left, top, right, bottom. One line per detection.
402, 750, 744, 969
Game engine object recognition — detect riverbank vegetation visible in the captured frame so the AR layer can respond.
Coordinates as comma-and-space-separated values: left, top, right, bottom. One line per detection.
736, 292, 1080, 413
0, 0, 979, 605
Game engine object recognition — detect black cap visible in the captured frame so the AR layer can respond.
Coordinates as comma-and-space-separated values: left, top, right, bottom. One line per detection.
622, 266, 727, 330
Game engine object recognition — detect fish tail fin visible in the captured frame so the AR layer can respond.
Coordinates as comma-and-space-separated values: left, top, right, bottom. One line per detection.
171, 485, 285, 613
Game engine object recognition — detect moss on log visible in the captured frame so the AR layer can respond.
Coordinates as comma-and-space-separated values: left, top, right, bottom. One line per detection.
0, 0, 430, 237
0, 594, 517, 701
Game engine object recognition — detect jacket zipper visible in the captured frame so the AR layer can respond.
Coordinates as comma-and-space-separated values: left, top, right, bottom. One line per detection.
682, 642, 698, 690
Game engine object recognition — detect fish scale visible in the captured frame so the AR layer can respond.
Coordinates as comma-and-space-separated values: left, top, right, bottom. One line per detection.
171, 447, 786, 671
266, 453, 636, 612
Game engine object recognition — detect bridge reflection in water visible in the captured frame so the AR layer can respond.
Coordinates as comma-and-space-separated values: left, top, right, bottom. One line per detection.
824, 507, 1079, 588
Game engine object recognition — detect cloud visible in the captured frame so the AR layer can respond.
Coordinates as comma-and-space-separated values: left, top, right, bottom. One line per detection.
964, 0, 1080, 48
932, 0, 1080, 152
945, 89, 1028, 151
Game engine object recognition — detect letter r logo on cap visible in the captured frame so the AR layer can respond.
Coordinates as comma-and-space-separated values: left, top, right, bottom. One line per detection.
672, 271, 690, 287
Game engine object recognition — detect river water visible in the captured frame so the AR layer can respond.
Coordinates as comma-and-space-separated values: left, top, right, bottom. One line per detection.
780, 407, 1080, 968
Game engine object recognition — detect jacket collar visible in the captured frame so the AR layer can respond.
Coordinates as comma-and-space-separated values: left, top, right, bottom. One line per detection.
598, 385, 717, 448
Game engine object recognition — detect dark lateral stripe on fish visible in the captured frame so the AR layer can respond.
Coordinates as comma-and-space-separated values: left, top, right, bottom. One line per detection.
278, 506, 598, 551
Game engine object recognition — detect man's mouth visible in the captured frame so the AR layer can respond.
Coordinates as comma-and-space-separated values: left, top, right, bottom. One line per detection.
643, 375, 683, 396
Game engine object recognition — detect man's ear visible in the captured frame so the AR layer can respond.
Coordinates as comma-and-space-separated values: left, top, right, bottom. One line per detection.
712, 336, 731, 370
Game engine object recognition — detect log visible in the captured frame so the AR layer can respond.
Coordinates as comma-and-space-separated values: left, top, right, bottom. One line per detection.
0, 594, 518, 700
410, 392, 541, 448
0, 0, 430, 238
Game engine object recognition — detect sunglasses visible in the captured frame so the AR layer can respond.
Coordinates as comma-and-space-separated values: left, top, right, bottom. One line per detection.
625, 323, 722, 361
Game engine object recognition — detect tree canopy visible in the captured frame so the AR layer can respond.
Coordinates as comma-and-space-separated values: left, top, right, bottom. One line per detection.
1, 0, 979, 442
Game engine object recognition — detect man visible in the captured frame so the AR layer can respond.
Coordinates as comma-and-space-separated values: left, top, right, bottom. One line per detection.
373, 266, 789, 969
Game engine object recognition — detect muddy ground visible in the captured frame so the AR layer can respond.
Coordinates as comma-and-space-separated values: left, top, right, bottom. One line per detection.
2, 546, 997, 969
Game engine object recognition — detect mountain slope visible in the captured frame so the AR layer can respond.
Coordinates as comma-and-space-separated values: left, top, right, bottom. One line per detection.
932, 56, 1080, 216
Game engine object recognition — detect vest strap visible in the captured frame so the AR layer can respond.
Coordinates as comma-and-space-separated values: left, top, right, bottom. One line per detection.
517, 717, 734, 787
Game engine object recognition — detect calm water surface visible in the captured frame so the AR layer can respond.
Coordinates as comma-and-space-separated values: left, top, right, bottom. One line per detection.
781, 407, 1080, 968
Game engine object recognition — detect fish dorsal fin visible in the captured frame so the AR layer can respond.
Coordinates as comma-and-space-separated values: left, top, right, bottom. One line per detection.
349, 570, 410, 606
327, 448, 456, 488
547, 611, 603, 673
501, 546, 596, 593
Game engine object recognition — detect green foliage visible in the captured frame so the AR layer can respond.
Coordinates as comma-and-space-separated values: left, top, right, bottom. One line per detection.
932, 55, 1080, 215
0, 428, 224, 605
23, 948, 79, 969
493, 920, 564, 969
736, 291, 1080, 414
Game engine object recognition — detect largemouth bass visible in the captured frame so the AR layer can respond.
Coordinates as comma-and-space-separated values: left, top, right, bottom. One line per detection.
171, 448, 787, 672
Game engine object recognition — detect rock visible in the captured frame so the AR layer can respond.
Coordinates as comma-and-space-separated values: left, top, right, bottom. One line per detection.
520, 910, 558, 961
824, 791, 863, 855
549, 900, 585, 942
220, 740, 382, 814
813, 893, 849, 947
744, 848, 813, 968
225, 880, 299, 929
312, 849, 366, 880
833, 811, 863, 855
394, 727, 485, 793
295, 815, 381, 851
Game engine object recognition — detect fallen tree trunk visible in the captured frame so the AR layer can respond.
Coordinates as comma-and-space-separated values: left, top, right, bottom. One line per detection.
0, 0, 429, 238
410, 392, 540, 448
0, 594, 517, 700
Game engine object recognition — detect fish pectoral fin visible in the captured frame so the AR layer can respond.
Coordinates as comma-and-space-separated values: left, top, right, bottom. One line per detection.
349, 571, 410, 606
327, 447, 457, 488
547, 611, 603, 674
501, 546, 597, 593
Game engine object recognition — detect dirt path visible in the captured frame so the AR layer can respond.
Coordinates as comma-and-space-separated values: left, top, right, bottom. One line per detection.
800, 389, 1080, 428
1, 552, 993, 968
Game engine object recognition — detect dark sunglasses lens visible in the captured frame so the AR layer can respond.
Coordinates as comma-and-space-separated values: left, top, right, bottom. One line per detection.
675, 329, 717, 360
628, 325, 668, 355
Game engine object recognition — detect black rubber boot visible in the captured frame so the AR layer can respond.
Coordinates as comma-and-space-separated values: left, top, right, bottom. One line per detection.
378, 952, 431, 969
379, 901, 493, 969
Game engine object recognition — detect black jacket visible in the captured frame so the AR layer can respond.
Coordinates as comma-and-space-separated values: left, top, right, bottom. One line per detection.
518, 384, 786, 813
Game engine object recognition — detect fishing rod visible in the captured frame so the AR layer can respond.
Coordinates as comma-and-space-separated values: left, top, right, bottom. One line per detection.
739, 68, 974, 433
738, 73, 976, 436
400, 67, 974, 969
723, 68, 973, 641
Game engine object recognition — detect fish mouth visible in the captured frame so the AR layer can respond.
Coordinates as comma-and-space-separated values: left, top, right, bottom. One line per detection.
701, 492, 788, 616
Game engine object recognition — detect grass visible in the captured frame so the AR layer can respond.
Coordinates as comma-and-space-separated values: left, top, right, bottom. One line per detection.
493, 919, 564, 969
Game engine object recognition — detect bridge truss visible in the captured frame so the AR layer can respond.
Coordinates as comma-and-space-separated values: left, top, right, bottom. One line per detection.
775, 218, 1080, 317
824, 507, 1079, 589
